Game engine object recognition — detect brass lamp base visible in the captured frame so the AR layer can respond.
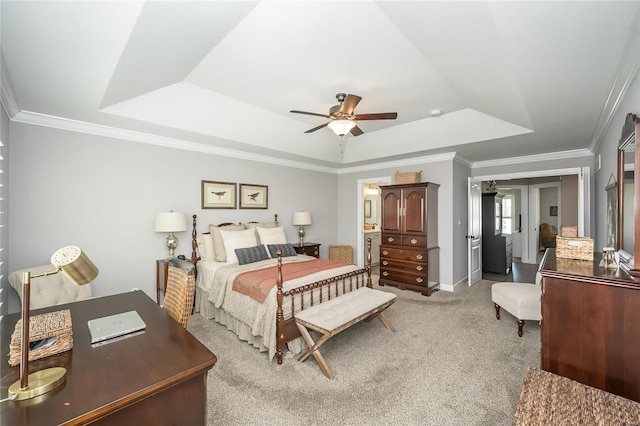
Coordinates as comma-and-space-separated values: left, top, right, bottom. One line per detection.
8, 367, 66, 400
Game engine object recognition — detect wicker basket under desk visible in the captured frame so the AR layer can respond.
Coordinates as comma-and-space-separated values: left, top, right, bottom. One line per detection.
8, 309, 73, 366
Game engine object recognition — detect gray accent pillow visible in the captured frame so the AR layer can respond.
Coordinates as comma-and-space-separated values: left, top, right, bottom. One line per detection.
235, 245, 270, 265
267, 243, 298, 258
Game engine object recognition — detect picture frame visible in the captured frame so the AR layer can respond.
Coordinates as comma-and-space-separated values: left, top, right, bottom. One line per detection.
550, 206, 558, 217
364, 199, 372, 218
239, 184, 268, 209
201, 180, 236, 209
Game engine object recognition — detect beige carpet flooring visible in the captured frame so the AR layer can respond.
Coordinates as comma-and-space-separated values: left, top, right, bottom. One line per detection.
187, 279, 540, 425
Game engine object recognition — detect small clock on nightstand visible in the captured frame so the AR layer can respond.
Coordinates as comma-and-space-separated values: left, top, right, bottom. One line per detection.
292, 242, 321, 258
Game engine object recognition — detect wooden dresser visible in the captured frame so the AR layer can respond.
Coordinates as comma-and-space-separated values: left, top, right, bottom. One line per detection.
540, 249, 640, 402
482, 192, 513, 274
379, 182, 439, 296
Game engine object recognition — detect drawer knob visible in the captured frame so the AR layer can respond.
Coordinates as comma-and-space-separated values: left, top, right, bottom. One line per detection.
382, 271, 389, 277
383, 261, 389, 266
410, 239, 417, 245
382, 250, 389, 256
416, 254, 424, 260
416, 277, 423, 283
387, 237, 395, 242
416, 265, 423, 271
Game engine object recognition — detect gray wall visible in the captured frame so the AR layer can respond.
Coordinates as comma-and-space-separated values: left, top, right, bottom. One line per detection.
7, 122, 338, 310
561, 175, 579, 226
594, 73, 640, 250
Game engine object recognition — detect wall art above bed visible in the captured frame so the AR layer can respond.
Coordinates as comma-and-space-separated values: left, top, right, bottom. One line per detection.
239, 183, 268, 209
202, 180, 237, 209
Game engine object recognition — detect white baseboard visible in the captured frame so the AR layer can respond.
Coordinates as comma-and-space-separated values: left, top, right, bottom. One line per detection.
439, 278, 466, 293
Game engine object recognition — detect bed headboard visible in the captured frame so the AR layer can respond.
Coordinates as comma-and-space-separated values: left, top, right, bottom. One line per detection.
190, 213, 279, 264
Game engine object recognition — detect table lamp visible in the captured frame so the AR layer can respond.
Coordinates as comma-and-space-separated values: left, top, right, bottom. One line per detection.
292, 211, 312, 246
154, 211, 187, 258
8, 246, 99, 401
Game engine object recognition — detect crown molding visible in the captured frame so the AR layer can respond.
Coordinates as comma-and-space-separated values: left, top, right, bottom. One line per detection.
471, 148, 593, 169
337, 152, 458, 175
589, 28, 640, 154
10, 110, 339, 174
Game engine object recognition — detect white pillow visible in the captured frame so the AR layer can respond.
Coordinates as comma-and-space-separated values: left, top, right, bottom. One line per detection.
256, 226, 287, 245
197, 234, 214, 260
220, 228, 258, 264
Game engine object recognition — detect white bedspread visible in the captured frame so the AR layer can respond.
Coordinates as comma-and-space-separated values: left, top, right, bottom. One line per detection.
196, 255, 360, 359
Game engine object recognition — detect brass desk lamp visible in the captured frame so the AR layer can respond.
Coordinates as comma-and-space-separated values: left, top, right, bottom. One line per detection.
8, 246, 98, 401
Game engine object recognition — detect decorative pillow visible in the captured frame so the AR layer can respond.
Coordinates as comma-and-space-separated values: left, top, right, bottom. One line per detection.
220, 228, 258, 264
235, 245, 270, 265
197, 234, 214, 260
256, 226, 287, 245
246, 221, 278, 229
210, 224, 246, 262
267, 243, 298, 258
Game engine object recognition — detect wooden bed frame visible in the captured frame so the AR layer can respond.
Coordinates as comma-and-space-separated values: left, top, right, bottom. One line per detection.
189, 214, 373, 364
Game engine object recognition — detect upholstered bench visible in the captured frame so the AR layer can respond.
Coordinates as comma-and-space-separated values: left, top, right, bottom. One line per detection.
513, 368, 640, 425
294, 286, 397, 379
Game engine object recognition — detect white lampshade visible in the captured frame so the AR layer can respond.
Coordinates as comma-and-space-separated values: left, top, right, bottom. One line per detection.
154, 212, 187, 233
292, 211, 312, 226
328, 119, 356, 136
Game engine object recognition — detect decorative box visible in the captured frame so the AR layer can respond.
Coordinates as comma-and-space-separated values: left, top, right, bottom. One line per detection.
394, 171, 422, 184
560, 226, 579, 238
556, 237, 594, 261
8, 309, 73, 366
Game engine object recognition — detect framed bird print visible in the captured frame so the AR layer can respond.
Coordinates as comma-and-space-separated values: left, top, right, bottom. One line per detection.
239, 184, 268, 209
201, 180, 236, 209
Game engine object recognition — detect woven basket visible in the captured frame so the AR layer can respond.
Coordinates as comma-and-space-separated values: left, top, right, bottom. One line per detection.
394, 171, 421, 184
556, 236, 594, 261
560, 226, 578, 238
9, 309, 73, 366
329, 245, 353, 264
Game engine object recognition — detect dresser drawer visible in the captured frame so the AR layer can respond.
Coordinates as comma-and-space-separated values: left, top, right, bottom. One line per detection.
380, 269, 428, 287
380, 258, 426, 273
380, 247, 427, 263
382, 233, 402, 246
381, 234, 426, 248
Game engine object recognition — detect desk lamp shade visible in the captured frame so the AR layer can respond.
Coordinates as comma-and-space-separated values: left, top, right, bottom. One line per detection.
155, 212, 188, 258
8, 246, 98, 401
292, 211, 312, 246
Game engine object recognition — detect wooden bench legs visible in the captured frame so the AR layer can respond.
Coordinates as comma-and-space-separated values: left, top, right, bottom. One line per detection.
295, 310, 395, 379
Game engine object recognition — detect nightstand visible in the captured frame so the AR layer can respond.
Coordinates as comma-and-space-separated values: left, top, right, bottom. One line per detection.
156, 259, 169, 304
293, 242, 321, 258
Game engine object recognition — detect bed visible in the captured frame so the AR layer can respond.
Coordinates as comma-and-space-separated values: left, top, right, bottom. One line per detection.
189, 214, 373, 364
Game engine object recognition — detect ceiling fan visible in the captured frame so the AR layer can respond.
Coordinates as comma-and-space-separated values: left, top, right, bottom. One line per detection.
290, 93, 398, 137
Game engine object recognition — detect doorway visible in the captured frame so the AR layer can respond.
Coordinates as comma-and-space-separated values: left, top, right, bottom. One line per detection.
356, 176, 392, 267
467, 167, 590, 286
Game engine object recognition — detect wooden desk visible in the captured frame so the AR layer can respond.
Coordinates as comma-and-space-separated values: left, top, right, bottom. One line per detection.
1, 291, 217, 425
540, 250, 640, 402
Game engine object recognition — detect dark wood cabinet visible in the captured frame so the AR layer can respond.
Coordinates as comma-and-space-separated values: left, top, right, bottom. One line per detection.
379, 182, 439, 296
482, 192, 512, 274
540, 250, 640, 402
293, 242, 321, 258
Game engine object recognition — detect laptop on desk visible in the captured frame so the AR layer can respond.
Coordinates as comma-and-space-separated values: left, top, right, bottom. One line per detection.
88, 310, 146, 344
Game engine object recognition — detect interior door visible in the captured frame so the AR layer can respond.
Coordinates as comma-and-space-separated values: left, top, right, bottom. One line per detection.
467, 180, 482, 285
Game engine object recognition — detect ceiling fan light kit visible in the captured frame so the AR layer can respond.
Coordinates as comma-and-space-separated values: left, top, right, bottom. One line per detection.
328, 119, 356, 136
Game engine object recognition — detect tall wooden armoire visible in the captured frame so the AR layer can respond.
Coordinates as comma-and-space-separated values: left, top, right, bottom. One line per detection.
379, 182, 439, 296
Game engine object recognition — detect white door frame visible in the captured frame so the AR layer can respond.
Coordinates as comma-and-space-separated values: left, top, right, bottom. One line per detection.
470, 167, 590, 266
356, 176, 392, 267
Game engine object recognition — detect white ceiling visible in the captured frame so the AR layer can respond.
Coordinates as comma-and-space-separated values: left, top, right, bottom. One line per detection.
2, 1, 639, 169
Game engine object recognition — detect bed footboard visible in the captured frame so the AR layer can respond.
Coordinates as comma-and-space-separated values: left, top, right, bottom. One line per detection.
274, 239, 373, 364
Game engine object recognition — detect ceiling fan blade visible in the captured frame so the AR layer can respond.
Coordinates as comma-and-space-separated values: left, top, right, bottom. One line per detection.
350, 126, 364, 136
354, 112, 398, 120
290, 110, 331, 118
339, 94, 362, 114
304, 122, 329, 133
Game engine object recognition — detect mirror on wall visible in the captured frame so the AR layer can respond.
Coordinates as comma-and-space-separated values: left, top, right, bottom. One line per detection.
616, 113, 638, 273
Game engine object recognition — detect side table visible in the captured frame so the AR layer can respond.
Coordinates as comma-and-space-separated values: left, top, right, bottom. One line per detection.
293, 242, 321, 258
